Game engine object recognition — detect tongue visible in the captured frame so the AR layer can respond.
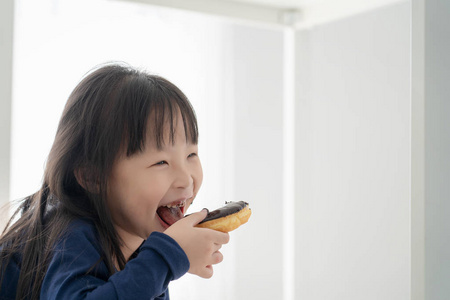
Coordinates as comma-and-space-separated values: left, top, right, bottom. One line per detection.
157, 206, 183, 226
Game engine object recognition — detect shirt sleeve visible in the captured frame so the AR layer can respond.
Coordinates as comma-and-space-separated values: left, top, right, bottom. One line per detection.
41, 221, 189, 300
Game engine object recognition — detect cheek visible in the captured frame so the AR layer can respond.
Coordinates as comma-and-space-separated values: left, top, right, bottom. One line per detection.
107, 171, 162, 212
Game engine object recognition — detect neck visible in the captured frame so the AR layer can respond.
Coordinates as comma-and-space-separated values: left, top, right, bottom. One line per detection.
114, 226, 145, 269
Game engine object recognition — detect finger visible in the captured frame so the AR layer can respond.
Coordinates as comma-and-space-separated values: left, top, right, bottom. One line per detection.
182, 209, 208, 226
202, 265, 213, 279
211, 251, 224, 265
215, 232, 230, 245
213, 243, 222, 252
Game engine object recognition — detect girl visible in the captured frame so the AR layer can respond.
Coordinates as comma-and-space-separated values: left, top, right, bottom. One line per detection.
0, 64, 229, 299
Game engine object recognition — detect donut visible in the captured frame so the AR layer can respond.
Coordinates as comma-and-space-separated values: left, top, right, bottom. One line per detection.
195, 201, 251, 233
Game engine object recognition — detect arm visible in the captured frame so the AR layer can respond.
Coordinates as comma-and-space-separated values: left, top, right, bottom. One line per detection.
41, 221, 189, 300
165, 209, 230, 278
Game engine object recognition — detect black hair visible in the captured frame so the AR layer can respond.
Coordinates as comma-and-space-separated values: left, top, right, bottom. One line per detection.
0, 63, 198, 299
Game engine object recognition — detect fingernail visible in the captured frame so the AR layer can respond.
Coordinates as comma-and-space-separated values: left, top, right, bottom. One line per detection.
202, 208, 209, 213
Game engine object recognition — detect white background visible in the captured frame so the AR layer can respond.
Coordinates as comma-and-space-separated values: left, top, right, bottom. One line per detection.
294, 3, 411, 299
4, 0, 448, 299
10, 0, 237, 298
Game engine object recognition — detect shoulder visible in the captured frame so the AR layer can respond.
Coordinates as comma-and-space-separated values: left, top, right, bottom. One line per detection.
41, 218, 111, 298
59, 218, 100, 246
52, 217, 104, 261
46, 218, 107, 278
51, 218, 103, 259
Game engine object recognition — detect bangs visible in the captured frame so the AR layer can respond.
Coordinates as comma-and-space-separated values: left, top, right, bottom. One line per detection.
120, 73, 198, 156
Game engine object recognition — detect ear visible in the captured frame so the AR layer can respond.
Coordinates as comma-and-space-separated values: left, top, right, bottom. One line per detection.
74, 168, 100, 194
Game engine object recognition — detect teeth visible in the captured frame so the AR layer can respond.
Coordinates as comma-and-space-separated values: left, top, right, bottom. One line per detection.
165, 201, 186, 208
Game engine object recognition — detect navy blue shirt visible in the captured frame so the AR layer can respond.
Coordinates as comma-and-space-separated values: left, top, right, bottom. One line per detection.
1, 219, 190, 299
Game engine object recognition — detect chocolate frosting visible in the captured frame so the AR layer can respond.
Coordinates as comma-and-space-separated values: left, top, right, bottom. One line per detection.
198, 201, 248, 224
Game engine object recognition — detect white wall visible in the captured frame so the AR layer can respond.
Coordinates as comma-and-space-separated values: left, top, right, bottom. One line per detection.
294, 2, 411, 299
11, 0, 449, 299
0, 0, 13, 216
424, 0, 450, 298
10, 1, 239, 299
9, 1, 289, 299
229, 24, 285, 300
10, 0, 234, 204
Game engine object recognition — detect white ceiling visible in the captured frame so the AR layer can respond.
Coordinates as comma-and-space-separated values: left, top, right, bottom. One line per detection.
217, 0, 405, 10
219, 0, 319, 9
126, 0, 406, 27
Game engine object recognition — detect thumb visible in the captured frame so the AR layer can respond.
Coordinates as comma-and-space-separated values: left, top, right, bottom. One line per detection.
183, 209, 209, 226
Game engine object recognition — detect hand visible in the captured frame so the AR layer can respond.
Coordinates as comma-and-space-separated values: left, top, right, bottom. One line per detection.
164, 209, 230, 278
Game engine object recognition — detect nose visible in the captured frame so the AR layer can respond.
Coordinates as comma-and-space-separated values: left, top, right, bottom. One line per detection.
173, 164, 194, 189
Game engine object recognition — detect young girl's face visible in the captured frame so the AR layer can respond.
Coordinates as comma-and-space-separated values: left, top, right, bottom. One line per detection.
106, 110, 203, 245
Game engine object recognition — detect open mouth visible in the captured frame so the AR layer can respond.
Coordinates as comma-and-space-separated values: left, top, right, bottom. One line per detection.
157, 201, 187, 226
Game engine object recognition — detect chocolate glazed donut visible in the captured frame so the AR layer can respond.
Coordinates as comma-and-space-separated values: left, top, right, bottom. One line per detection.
195, 201, 251, 233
